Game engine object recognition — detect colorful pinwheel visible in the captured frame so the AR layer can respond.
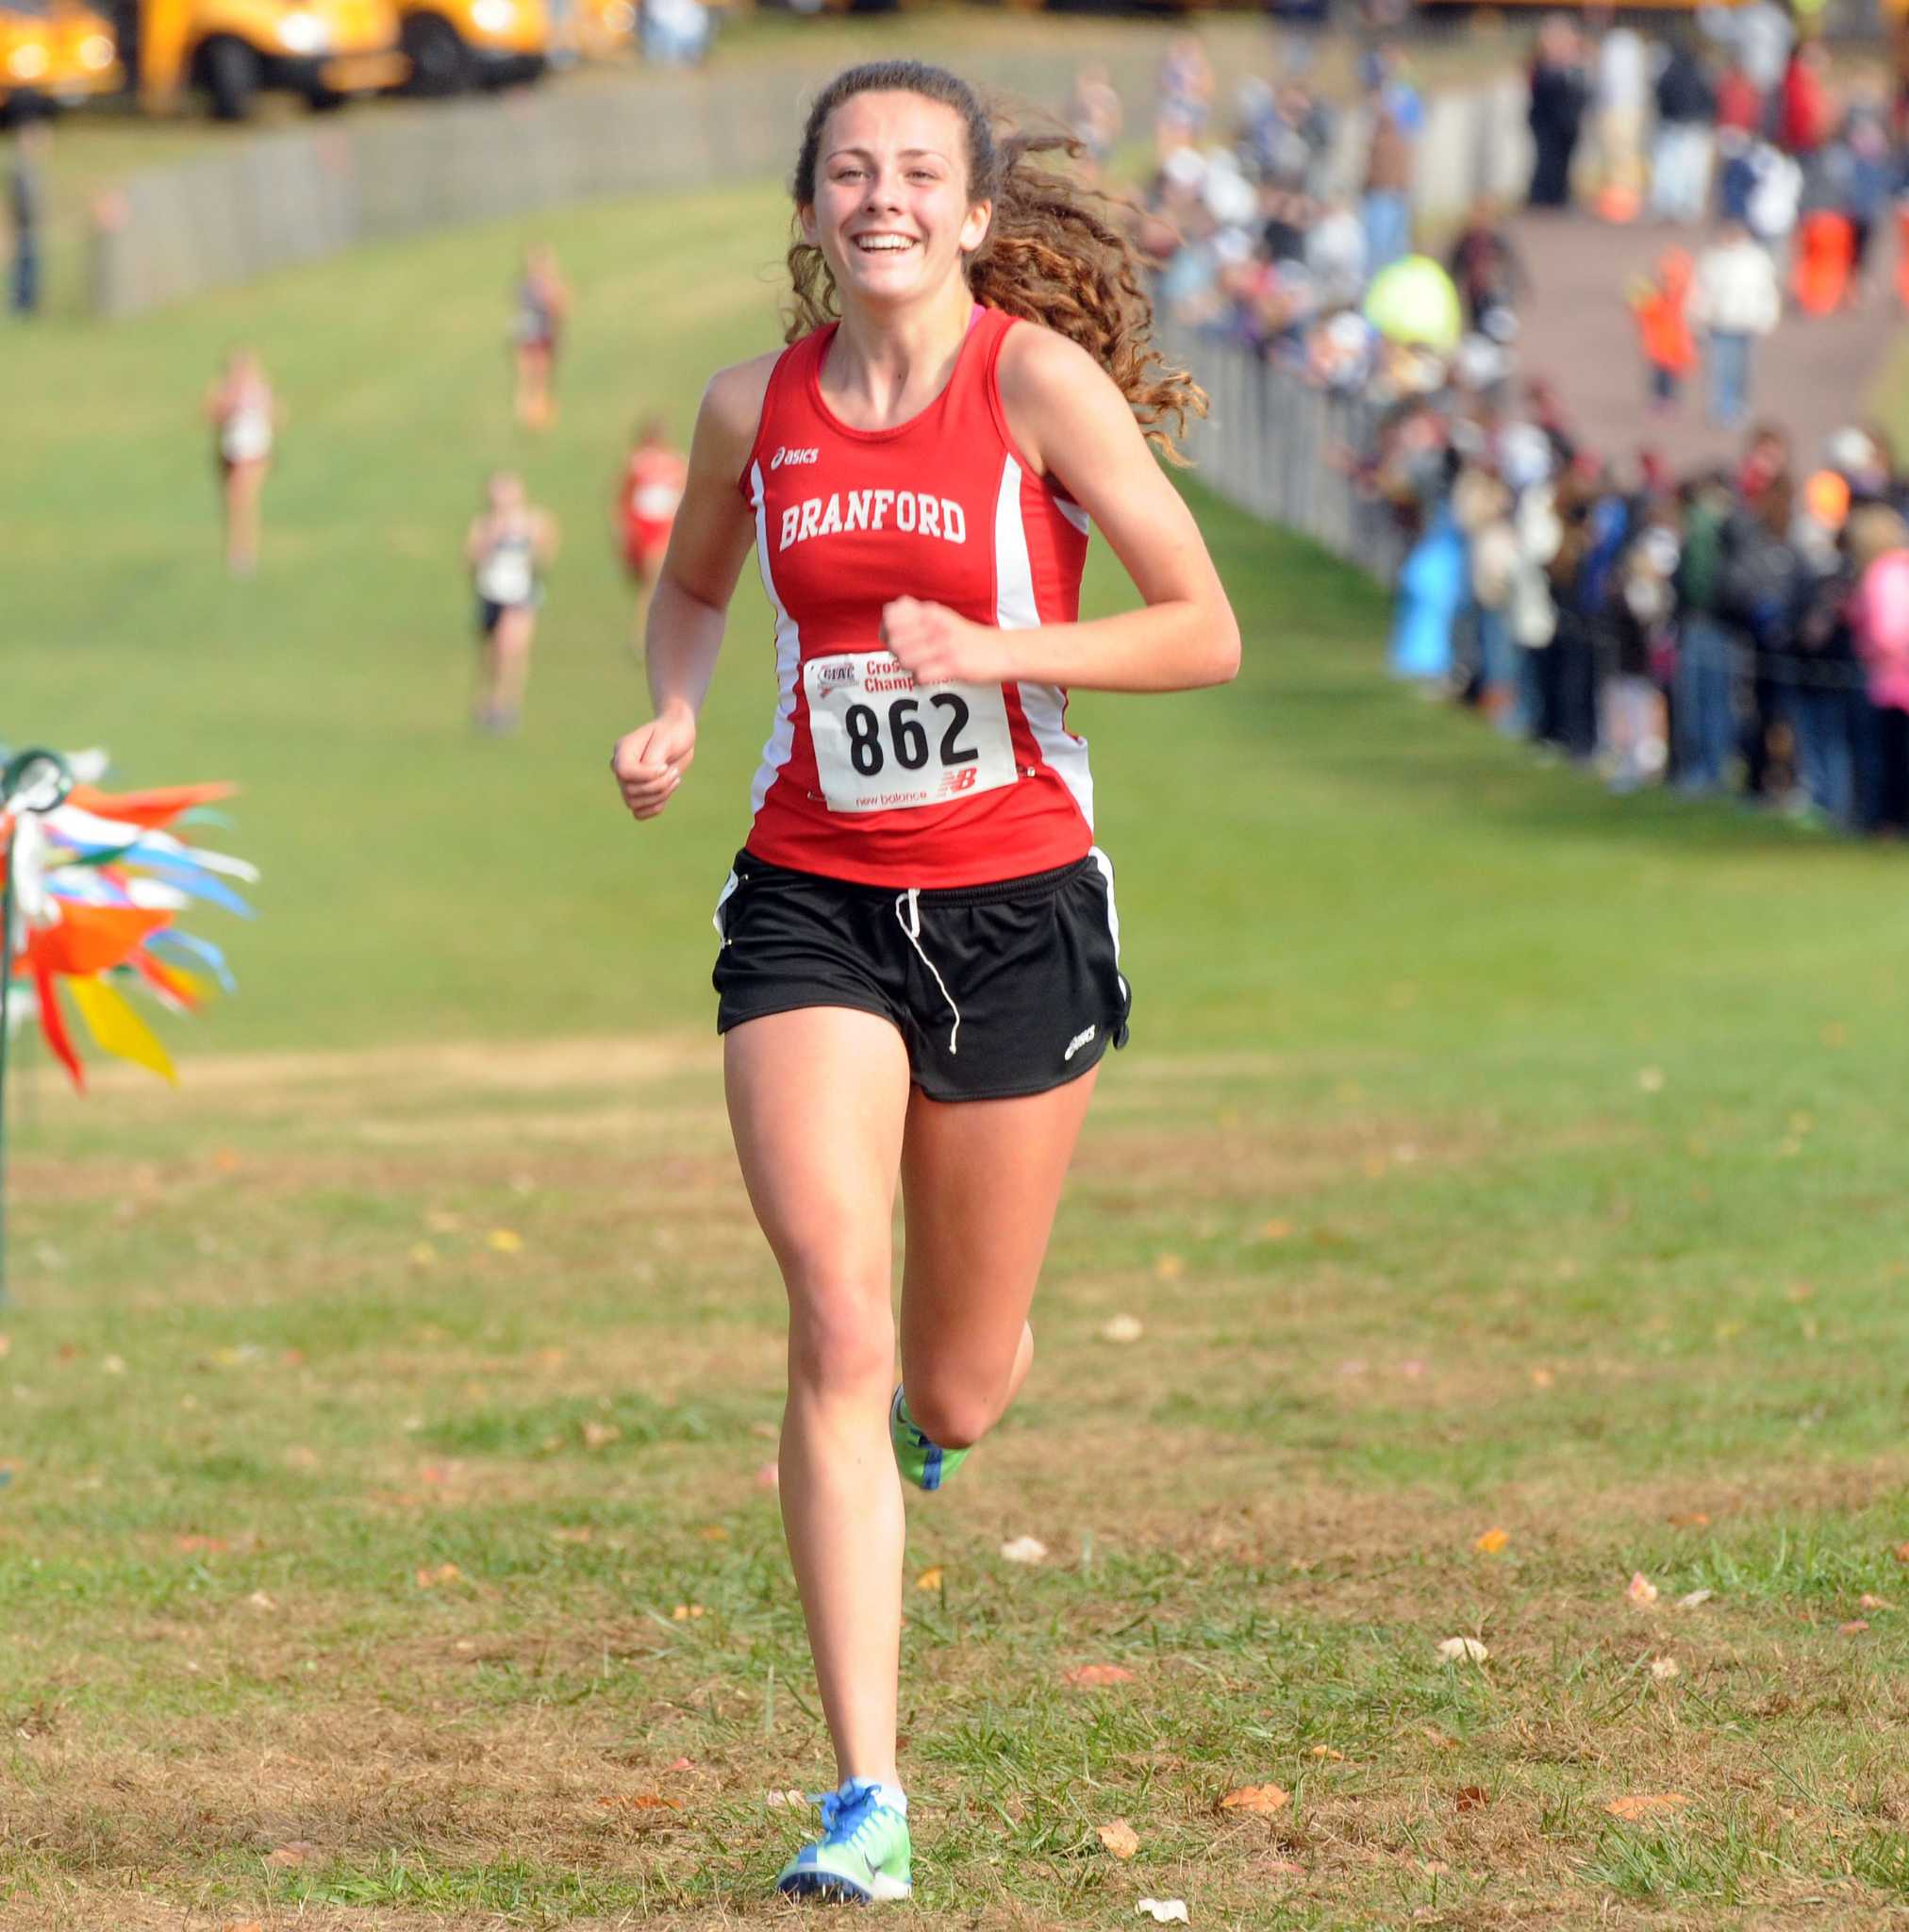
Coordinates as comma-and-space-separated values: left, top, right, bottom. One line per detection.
1, 750, 253, 1089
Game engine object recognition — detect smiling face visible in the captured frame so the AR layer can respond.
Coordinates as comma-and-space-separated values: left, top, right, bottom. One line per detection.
800, 91, 992, 311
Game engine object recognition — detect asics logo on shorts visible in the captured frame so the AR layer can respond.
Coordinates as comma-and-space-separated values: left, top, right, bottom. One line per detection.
770, 446, 820, 469
1064, 1024, 1096, 1061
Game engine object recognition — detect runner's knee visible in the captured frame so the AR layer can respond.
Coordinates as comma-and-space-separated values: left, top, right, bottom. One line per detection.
898, 1381, 1001, 1453
786, 1287, 895, 1399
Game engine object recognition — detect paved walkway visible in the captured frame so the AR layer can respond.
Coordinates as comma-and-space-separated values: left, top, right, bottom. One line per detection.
1506, 209, 1902, 475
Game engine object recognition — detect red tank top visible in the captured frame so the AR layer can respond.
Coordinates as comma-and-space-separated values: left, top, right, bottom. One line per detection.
623, 449, 685, 533
737, 308, 1094, 889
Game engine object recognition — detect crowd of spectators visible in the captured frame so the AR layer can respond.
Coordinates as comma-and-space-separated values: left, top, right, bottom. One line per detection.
1127, 16, 1909, 837
1372, 396, 1909, 834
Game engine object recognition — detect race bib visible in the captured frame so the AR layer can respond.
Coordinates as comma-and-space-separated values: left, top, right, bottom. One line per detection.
477, 550, 533, 606
804, 651, 1018, 814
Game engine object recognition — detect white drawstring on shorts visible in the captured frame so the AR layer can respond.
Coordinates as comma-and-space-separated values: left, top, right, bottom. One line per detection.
894, 889, 961, 1057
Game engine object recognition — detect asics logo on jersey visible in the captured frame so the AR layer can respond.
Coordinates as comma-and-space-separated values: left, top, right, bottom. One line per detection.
1063, 1024, 1097, 1061
779, 491, 968, 554
771, 446, 821, 469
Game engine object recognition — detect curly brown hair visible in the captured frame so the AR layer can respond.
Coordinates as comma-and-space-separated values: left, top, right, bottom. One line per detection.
785, 60, 1206, 464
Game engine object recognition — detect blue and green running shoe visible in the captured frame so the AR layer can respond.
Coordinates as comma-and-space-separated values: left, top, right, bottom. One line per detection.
775, 1778, 912, 1903
889, 1386, 969, 1492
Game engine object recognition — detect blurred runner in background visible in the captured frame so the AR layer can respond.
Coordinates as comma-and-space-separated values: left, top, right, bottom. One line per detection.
467, 470, 558, 734
511, 243, 571, 430
203, 347, 278, 577
613, 416, 688, 608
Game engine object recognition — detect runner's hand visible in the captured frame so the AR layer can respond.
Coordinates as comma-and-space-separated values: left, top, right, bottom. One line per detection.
611, 708, 696, 821
880, 598, 1010, 686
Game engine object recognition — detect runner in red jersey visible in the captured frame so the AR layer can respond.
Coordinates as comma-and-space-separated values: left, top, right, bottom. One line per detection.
609, 60, 1237, 1903
615, 415, 688, 591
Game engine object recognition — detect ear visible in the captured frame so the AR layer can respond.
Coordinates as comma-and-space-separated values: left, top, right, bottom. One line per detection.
798, 202, 819, 249
960, 199, 993, 257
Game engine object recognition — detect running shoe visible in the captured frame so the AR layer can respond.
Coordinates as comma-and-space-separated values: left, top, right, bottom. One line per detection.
775, 1778, 911, 1903
889, 1386, 969, 1492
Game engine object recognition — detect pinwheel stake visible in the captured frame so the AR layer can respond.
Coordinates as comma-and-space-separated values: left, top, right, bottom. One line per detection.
0, 748, 76, 1306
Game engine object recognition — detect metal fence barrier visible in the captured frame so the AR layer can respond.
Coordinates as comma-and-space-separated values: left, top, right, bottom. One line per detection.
92, 65, 1532, 323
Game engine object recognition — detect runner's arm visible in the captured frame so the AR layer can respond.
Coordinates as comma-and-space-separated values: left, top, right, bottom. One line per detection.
886, 326, 1238, 693
638, 358, 769, 721
611, 357, 772, 820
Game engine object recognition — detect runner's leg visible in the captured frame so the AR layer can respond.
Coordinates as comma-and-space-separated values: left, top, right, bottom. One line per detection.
896, 1070, 1099, 1452
726, 1008, 912, 1783
491, 607, 535, 724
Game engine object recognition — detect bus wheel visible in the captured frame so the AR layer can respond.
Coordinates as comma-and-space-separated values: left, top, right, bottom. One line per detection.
403, 14, 471, 95
201, 36, 260, 119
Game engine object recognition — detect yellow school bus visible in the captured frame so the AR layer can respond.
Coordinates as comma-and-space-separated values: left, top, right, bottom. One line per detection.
132, 0, 407, 118
0, 0, 121, 118
393, 0, 549, 94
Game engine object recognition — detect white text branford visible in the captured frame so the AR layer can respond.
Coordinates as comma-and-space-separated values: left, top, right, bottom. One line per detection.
779, 490, 968, 555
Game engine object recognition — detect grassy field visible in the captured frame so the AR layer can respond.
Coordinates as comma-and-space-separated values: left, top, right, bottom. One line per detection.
4, 173, 1909, 1929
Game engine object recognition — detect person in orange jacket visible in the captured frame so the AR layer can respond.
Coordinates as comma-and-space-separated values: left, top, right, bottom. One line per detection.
1627, 247, 1698, 413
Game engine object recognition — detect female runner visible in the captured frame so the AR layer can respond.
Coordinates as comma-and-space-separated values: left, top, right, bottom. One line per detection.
609, 60, 1238, 1903
466, 470, 558, 733
612, 414, 689, 602
203, 347, 278, 576
511, 243, 571, 430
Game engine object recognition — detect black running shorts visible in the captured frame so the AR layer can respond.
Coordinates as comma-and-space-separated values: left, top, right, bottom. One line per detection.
710, 848, 1132, 1103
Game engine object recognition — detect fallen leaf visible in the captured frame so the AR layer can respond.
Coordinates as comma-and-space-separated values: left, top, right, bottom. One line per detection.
582, 1421, 622, 1449
1422, 1727, 1458, 1750
1894, 1542, 1909, 1565
1637, 1067, 1665, 1092
1136, 1901, 1189, 1925
1858, 1594, 1892, 1611
284, 1444, 320, 1471
765, 1788, 804, 1808
1100, 1314, 1144, 1344
1153, 1254, 1185, 1282
1259, 1857, 1303, 1874
0, 1336, 9, 1357
1000, 1536, 1048, 1565
598, 1792, 682, 1811
1453, 1786, 1489, 1812
914, 1567, 944, 1592
1674, 1589, 1714, 1610
550, 1526, 593, 1544
1097, 1818, 1139, 1860
102, 1355, 127, 1377
408, 1241, 439, 1267
697, 1524, 730, 1542
1472, 1527, 1510, 1555
219, 1922, 266, 1932
415, 1563, 462, 1589
1309, 1745, 1345, 1760
1436, 1637, 1488, 1664
1667, 1511, 1711, 1527
486, 1229, 523, 1253
246, 1591, 276, 1612
264, 1840, 321, 1868
1219, 1782, 1289, 1817
1529, 1366, 1555, 1390
750, 1421, 778, 1441
1398, 1358, 1427, 1380
1065, 1663, 1137, 1688
1840, 1619, 1870, 1635
1650, 1657, 1681, 1680
671, 1604, 706, 1621
175, 1535, 229, 1555
668, 1757, 694, 1769
1605, 1793, 1689, 1821
1259, 1219, 1294, 1241
755, 1461, 779, 1491
1626, 1572, 1660, 1607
